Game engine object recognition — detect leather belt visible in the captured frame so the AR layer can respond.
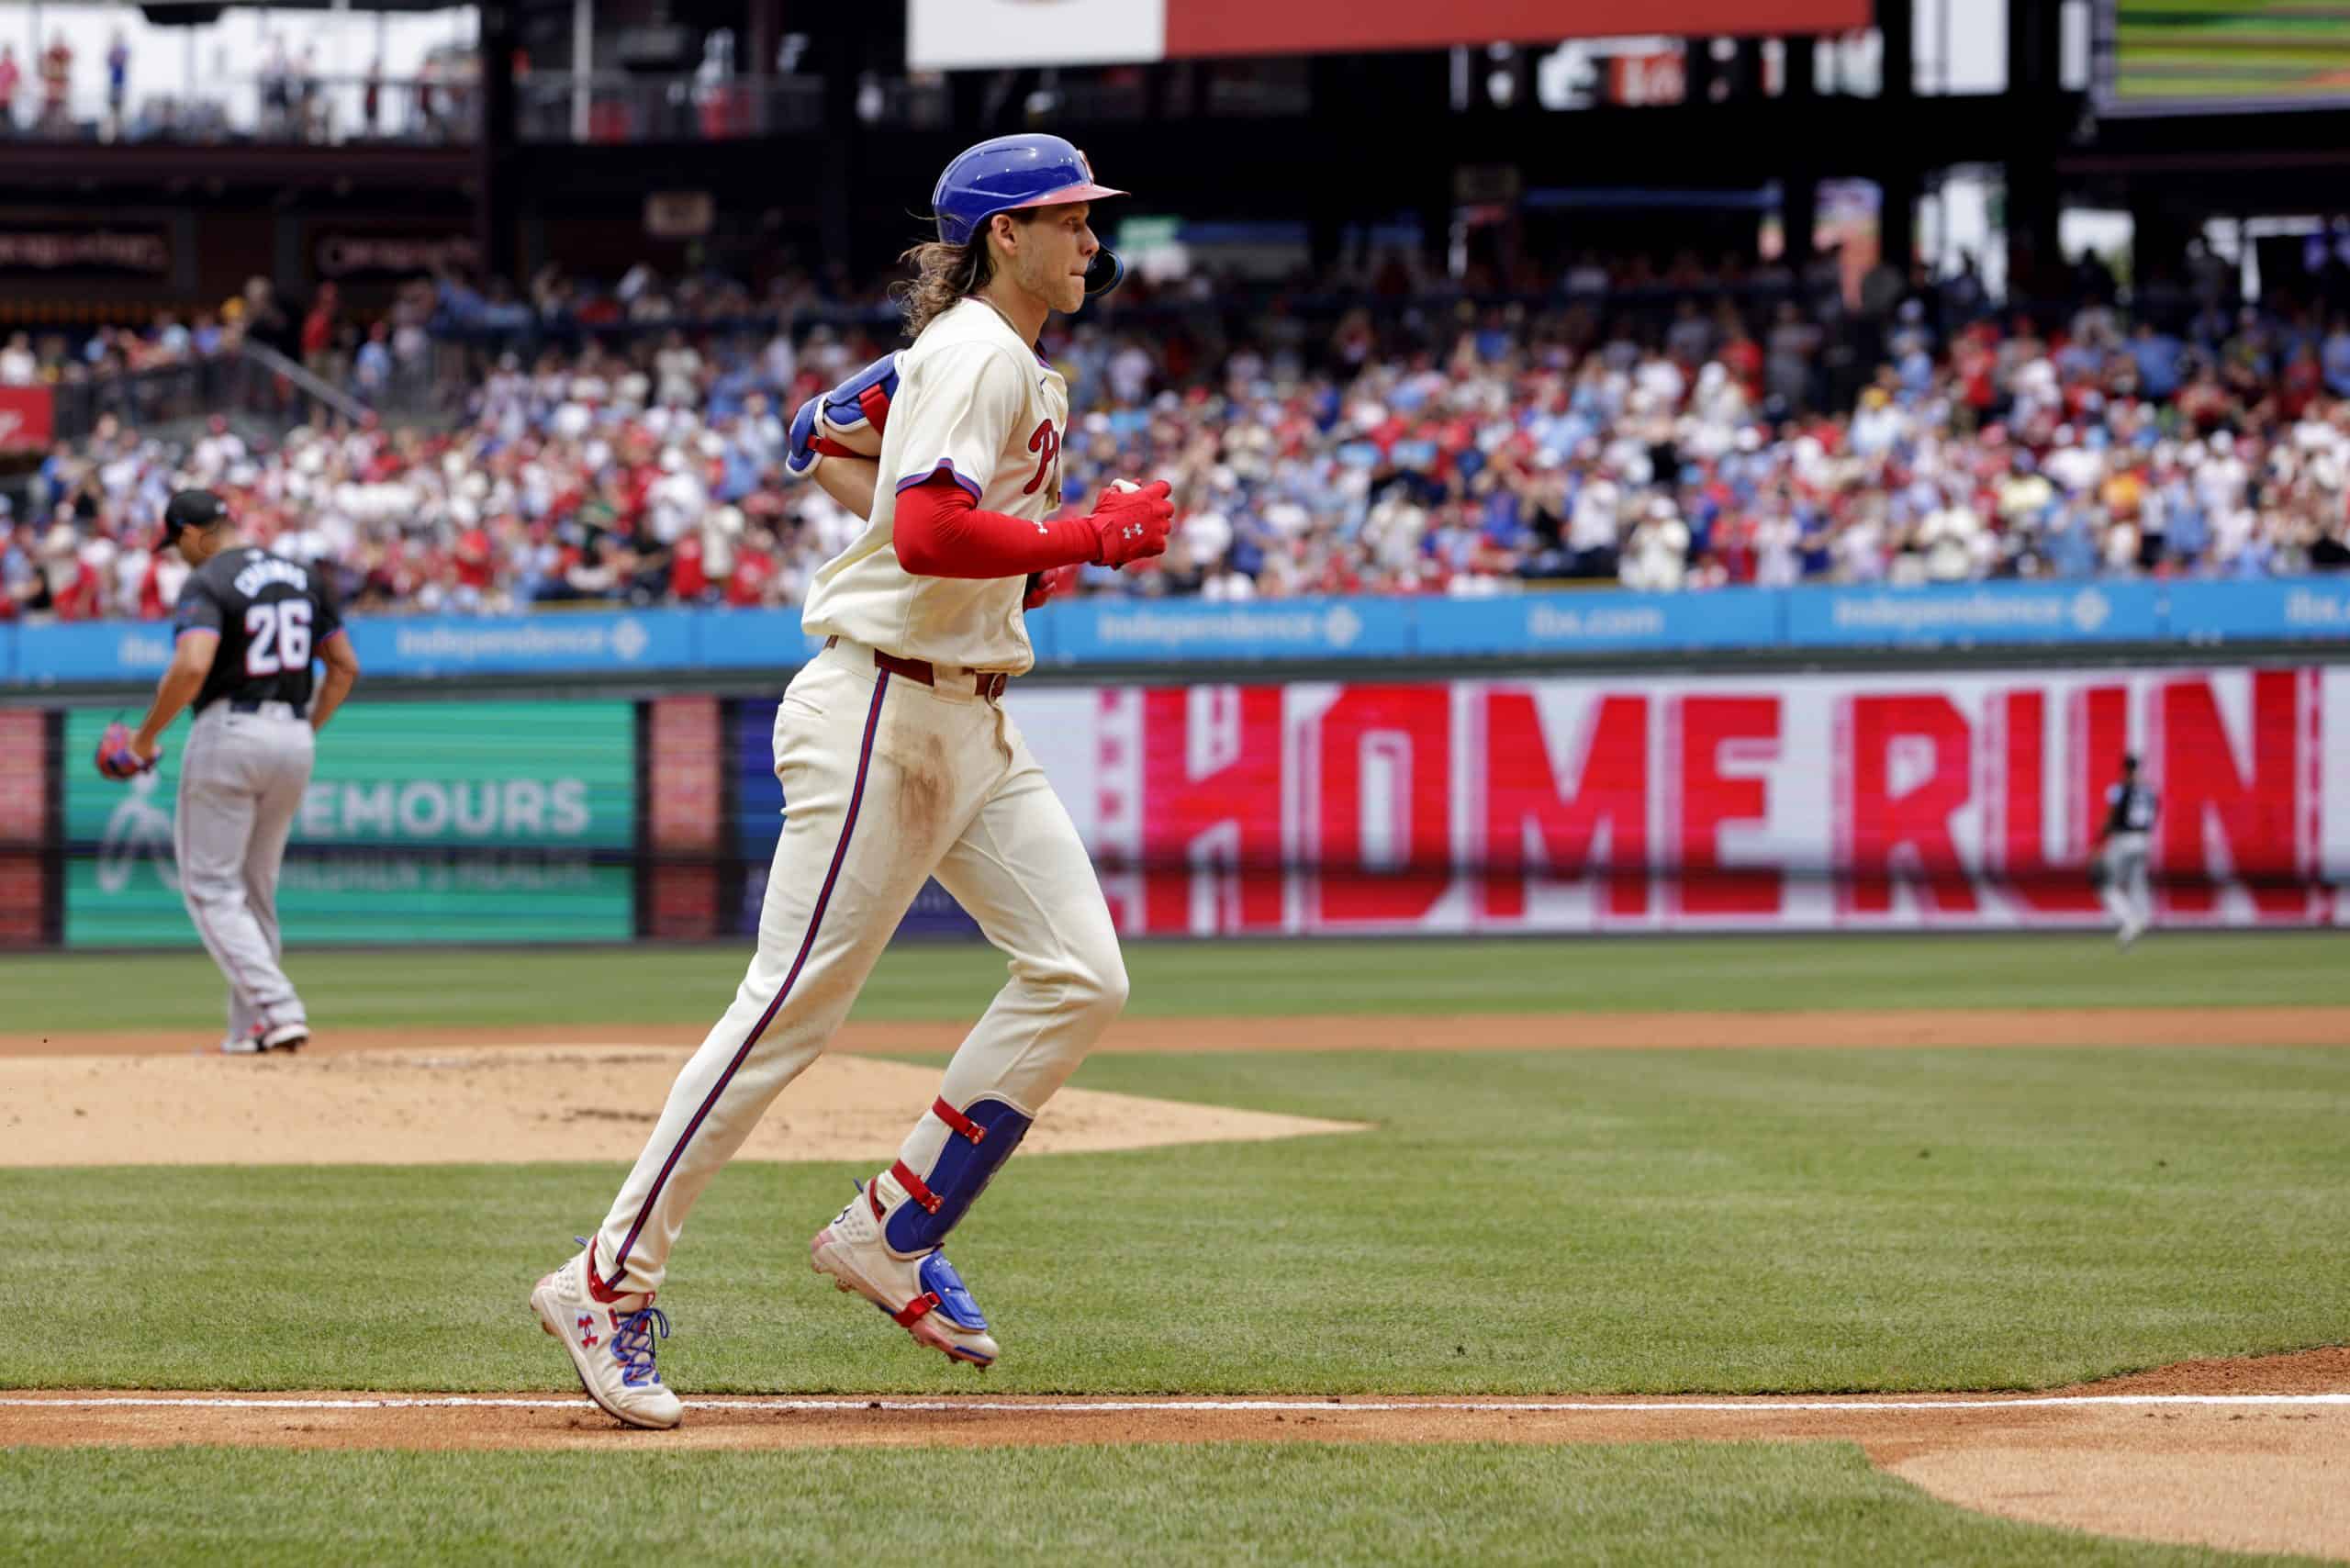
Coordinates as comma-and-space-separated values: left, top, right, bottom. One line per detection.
227, 700, 297, 717
827, 635, 1007, 700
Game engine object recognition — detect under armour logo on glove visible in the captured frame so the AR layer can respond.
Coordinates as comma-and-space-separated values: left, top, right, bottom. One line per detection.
1088, 478, 1173, 568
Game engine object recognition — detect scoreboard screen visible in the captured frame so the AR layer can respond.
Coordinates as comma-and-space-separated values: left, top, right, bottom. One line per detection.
2098, 0, 2350, 116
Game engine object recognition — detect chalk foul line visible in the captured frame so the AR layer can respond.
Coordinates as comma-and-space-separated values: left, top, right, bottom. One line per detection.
4, 1394, 2346, 1414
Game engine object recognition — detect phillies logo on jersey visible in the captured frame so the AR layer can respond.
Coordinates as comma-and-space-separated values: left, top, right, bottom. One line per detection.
1023, 419, 1059, 496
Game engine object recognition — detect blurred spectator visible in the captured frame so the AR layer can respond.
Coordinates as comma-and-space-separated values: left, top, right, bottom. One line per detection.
2323, 317, 2350, 399
240, 275, 294, 359
1764, 302, 1818, 411
302, 283, 342, 380
297, 46, 321, 140
1619, 498, 1689, 590
0, 332, 35, 386
0, 44, 20, 130
353, 321, 394, 399
105, 32, 129, 134
39, 33, 71, 134
260, 37, 291, 137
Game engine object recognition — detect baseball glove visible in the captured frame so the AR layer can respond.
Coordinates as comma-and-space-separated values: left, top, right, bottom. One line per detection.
95, 722, 160, 781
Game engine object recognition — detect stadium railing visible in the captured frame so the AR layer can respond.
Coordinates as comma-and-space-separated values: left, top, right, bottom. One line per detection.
46, 341, 376, 445
3, 72, 479, 147
513, 72, 828, 144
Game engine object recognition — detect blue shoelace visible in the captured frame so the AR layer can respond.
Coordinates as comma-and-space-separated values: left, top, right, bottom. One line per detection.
608, 1305, 670, 1388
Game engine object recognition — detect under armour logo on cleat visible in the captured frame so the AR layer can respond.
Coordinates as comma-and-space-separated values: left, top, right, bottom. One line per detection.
577, 1313, 599, 1347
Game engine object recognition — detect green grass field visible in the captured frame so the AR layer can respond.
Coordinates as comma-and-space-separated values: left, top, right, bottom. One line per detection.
4, 1045, 2344, 1394
5, 931, 2345, 1033
0, 1444, 2298, 1568
1, 932, 2344, 1564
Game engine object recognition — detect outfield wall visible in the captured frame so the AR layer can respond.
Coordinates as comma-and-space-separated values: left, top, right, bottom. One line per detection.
9, 577, 2350, 687
14, 662, 2345, 947
1008, 665, 2344, 935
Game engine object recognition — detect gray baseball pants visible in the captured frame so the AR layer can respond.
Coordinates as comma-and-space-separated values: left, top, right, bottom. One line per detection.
174, 702, 315, 1039
2098, 830, 2153, 933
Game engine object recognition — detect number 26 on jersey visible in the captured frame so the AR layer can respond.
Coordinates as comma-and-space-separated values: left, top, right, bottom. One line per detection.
244, 600, 314, 677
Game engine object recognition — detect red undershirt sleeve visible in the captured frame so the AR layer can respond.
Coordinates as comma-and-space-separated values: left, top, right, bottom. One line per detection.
892, 473, 1099, 579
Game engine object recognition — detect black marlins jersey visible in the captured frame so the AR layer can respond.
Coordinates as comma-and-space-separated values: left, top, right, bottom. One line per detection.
172, 546, 344, 712
2103, 779, 2158, 835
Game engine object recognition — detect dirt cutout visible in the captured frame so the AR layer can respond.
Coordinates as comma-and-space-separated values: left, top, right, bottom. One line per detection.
0, 1047, 1367, 1166
13, 1002, 2336, 1166
6, 1004, 2349, 1062
21, 1003, 2339, 1166
3, 1351, 2344, 1561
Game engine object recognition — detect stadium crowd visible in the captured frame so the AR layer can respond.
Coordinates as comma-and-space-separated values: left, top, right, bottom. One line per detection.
8, 251, 2350, 622
0, 30, 475, 146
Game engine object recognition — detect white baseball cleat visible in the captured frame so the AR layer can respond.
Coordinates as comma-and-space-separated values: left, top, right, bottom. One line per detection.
218, 1026, 268, 1055
811, 1183, 1000, 1369
530, 1240, 683, 1430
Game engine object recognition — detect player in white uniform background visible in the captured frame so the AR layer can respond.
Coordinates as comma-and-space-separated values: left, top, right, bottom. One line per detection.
532, 134, 1176, 1429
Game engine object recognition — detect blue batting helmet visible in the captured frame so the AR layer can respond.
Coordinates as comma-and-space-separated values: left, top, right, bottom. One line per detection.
932, 134, 1127, 275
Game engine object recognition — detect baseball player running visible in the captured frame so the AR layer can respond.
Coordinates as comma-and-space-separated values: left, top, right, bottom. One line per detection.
532, 134, 1173, 1429
96, 487, 362, 1053
2095, 752, 2158, 946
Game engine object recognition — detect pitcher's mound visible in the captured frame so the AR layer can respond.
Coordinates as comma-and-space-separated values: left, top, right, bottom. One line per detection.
0, 1047, 1368, 1166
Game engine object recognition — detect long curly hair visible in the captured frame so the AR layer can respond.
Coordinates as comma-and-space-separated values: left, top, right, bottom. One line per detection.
890, 211, 1042, 340
890, 241, 986, 341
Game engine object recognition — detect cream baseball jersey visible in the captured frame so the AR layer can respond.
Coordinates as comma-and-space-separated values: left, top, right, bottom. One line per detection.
800, 298, 1067, 672
536, 134, 1143, 1426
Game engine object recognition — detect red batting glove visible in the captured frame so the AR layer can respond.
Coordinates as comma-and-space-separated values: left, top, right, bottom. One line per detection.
95, 722, 161, 781
1085, 479, 1173, 568
1023, 563, 1082, 610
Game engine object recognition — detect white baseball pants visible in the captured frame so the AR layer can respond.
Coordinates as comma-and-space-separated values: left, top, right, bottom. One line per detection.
594, 638, 1125, 1295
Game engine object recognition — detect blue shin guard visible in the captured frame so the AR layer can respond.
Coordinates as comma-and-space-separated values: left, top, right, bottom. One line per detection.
885, 1096, 1033, 1254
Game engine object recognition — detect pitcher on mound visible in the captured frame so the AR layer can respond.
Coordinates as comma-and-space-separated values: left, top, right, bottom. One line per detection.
531, 134, 1173, 1428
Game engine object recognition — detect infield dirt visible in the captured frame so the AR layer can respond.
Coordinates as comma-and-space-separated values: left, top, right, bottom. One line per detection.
5, 1351, 2346, 1561
0, 1047, 1366, 1166
6, 1005, 2340, 1165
